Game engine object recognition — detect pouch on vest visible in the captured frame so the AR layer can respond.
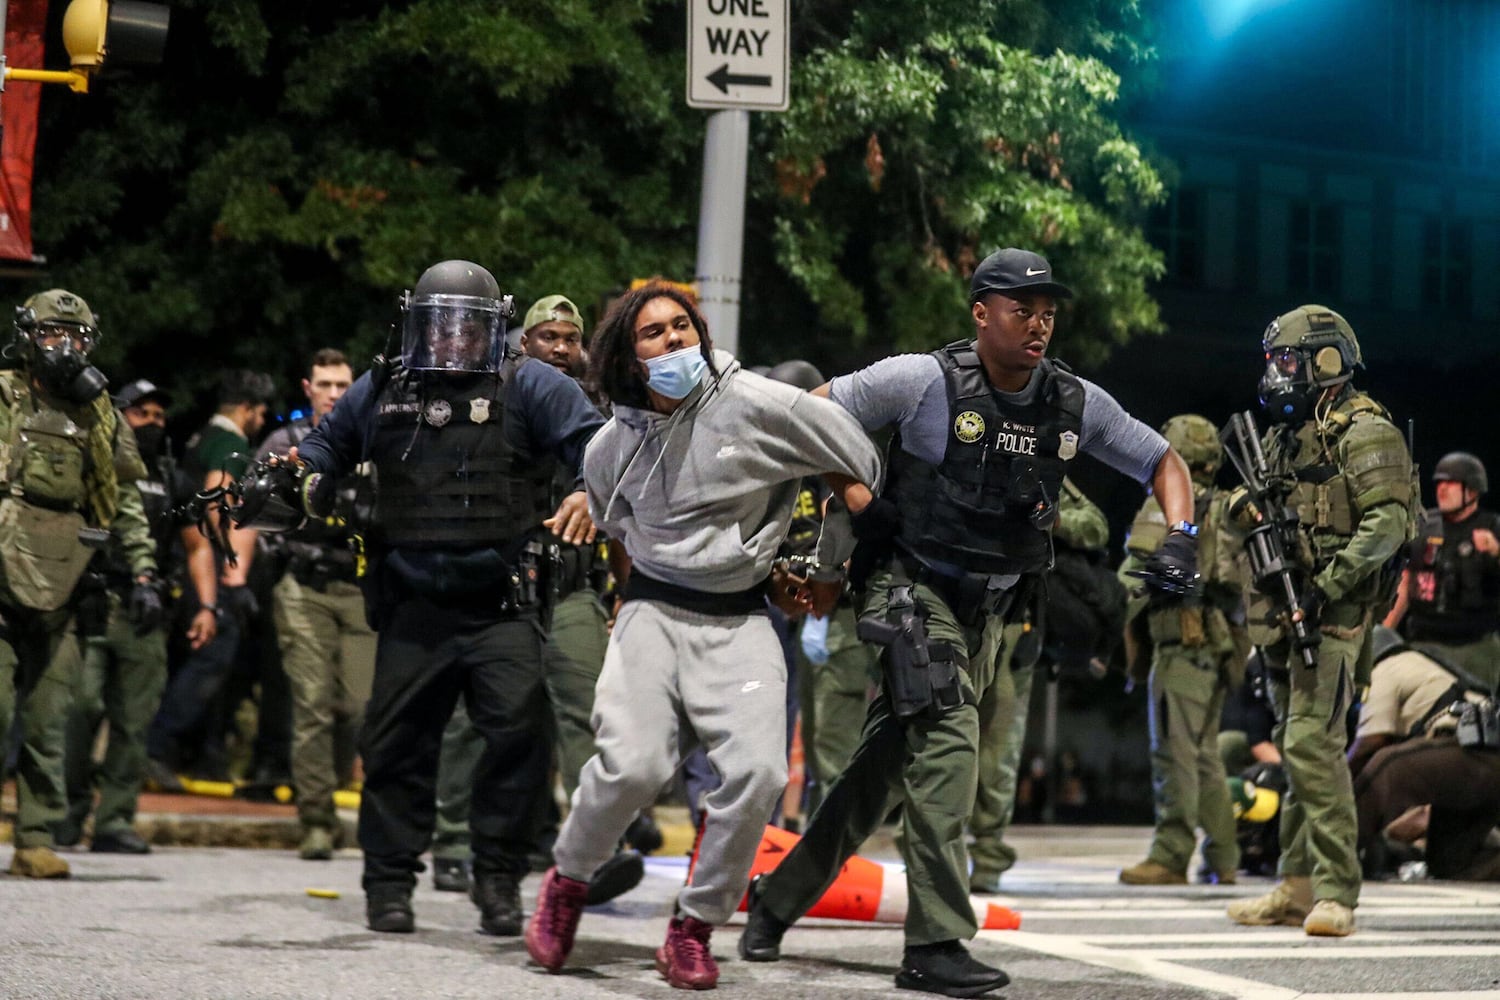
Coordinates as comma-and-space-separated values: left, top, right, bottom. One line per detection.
15, 408, 88, 509
0, 501, 95, 611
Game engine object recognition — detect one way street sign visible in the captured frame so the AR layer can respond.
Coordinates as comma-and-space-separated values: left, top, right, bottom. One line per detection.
687, 0, 788, 111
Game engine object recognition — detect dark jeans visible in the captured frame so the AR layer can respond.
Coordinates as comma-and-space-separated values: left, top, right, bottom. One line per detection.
147, 613, 240, 766
359, 596, 552, 894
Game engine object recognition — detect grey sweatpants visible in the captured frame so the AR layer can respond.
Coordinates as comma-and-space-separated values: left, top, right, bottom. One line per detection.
552, 599, 788, 924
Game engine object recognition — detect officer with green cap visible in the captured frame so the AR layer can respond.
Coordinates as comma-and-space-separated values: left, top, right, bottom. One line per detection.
0, 289, 160, 878
968, 476, 1109, 893
1118, 414, 1244, 886
1383, 451, 1500, 690
1225, 304, 1415, 938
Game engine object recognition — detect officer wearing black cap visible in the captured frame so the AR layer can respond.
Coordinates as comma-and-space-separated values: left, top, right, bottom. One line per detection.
1385, 451, 1500, 690
740, 248, 1197, 997
58, 378, 206, 854
283, 260, 605, 937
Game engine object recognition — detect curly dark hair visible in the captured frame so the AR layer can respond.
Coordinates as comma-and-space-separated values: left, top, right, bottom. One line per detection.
588, 281, 718, 411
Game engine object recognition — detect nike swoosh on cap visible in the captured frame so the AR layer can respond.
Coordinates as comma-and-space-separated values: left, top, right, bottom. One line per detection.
1025, 267, 1047, 276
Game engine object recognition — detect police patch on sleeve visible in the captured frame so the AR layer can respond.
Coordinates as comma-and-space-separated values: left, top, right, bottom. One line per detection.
954, 411, 986, 444
1058, 429, 1078, 461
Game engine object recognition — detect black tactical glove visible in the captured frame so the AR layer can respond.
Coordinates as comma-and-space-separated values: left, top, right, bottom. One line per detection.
850, 496, 901, 541
127, 575, 165, 636
1294, 582, 1325, 648
1136, 529, 1200, 598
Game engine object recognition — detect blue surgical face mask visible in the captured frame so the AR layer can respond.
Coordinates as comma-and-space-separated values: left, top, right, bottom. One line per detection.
643, 345, 708, 400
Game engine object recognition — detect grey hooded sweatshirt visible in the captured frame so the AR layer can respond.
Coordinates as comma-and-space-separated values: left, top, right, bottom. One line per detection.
584, 351, 881, 594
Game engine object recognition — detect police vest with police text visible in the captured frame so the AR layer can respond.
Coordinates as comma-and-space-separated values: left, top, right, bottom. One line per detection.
367, 361, 554, 549
883, 344, 1084, 576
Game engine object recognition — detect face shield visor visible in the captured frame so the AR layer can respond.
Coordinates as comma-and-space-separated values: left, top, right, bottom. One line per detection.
1257, 346, 1314, 425
401, 294, 507, 374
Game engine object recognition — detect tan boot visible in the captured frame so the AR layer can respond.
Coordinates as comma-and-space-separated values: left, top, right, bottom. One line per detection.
9, 847, 72, 879
1119, 860, 1188, 885
1303, 899, 1355, 937
1227, 876, 1312, 926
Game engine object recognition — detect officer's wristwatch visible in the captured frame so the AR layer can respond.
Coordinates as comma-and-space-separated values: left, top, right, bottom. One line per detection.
1168, 521, 1198, 537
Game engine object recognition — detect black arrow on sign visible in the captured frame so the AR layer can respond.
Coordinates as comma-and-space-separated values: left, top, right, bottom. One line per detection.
707, 63, 772, 94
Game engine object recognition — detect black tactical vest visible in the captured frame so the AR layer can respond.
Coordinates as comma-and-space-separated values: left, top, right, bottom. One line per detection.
368, 362, 554, 548
883, 344, 1085, 576
1406, 507, 1500, 642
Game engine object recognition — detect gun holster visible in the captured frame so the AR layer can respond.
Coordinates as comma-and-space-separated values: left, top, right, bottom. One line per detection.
73, 570, 111, 638
856, 585, 964, 719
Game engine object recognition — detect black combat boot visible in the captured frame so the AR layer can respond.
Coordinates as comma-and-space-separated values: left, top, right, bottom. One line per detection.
432, 857, 470, 893
737, 875, 789, 962
366, 889, 415, 934
585, 850, 645, 906
895, 940, 1009, 998
471, 870, 523, 936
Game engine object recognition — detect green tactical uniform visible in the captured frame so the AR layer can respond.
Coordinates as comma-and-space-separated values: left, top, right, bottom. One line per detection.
763, 568, 1009, 944
60, 426, 180, 846
0, 292, 155, 873
1250, 392, 1412, 907
1119, 419, 1243, 883
969, 477, 1109, 888
1229, 306, 1415, 929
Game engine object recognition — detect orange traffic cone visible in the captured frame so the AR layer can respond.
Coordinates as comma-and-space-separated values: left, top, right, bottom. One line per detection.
718, 825, 1021, 930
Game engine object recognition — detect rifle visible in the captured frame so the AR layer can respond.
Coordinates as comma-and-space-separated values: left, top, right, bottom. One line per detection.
1220, 411, 1318, 668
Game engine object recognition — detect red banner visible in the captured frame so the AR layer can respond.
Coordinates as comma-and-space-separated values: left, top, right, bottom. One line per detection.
0, 0, 50, 261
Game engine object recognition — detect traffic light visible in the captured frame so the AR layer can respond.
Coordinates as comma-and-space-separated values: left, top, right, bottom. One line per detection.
6, 0, 169, 93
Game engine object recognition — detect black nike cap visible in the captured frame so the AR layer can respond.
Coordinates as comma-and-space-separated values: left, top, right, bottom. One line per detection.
969, 248, 1073, 303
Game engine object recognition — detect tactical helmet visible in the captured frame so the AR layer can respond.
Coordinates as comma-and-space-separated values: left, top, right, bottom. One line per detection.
16, 288, 108, 403
1433, 451, 1488, 495
1258, 304, 1361, 423
401, 260, 515, 374
765, 359, 825, 392
1160, 414, 1221, 477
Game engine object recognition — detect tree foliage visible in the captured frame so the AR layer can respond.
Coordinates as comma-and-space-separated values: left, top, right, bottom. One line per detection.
16, 0, 1166, 412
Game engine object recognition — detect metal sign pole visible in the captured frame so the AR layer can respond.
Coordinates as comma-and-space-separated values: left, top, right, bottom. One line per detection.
693, 108, 749, 355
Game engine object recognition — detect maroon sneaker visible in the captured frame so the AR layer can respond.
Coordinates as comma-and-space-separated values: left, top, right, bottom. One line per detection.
524, 867, 589, 972
655, 915, 719, 990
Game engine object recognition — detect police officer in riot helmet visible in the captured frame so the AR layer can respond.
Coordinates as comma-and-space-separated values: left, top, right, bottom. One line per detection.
279, 260, 606, 935
1384, 451, 1500, 690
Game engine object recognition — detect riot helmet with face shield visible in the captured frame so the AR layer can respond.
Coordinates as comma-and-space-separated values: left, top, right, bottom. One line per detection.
400, 260, 514, 374
16, 288, 108, 403
1257, 304, 1361, 425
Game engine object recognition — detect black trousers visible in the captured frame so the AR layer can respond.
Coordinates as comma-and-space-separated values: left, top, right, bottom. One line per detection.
1355, 735, 1500, 879
359, 595, 552, 893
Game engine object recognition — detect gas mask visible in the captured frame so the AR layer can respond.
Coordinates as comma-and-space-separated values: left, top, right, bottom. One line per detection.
31, 324, 108, 404
1257, 346, 1315, 425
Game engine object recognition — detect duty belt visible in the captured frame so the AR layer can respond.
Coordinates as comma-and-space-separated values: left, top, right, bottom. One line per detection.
895, 549, 1021, 627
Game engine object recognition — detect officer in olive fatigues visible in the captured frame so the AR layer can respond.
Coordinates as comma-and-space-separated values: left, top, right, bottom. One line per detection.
287, 262, 603, 937
58, 380, 183, 854
968, 476, 1109, 892
257, 349, 374, 861
0, 290, 160, 878
741, 249, 1198, 997
1118, 416, 1244, 885
1385, 453, 1500, 691
1225, 305, 1415, 938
